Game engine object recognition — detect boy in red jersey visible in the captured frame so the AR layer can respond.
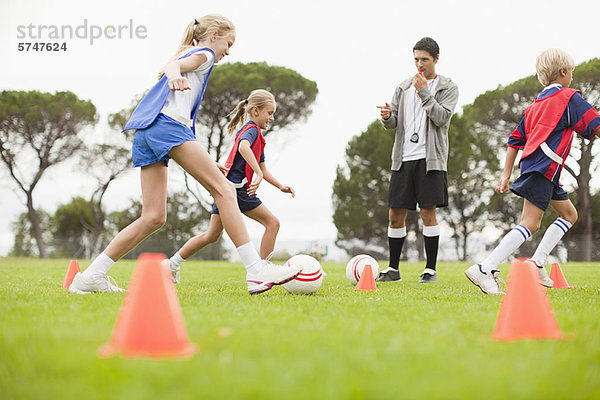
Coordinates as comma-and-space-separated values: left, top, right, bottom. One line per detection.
465, 48, 600, 295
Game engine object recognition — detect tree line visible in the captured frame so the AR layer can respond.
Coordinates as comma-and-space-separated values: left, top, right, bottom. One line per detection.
0, 62, 318, 259
333, 58, 600, 262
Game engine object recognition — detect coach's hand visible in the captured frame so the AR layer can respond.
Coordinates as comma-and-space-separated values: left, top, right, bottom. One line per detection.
377, 103, 391, 120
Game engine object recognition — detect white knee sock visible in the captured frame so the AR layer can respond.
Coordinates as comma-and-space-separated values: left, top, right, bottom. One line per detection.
169, 251, 185, 269
81, 253, 115, 280
530, 218, 572, 267
481, 225, 531, 273
236, 242, 262, 274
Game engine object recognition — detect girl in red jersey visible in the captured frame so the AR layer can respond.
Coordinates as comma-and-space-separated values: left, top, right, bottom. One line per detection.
164, 89, 296, 293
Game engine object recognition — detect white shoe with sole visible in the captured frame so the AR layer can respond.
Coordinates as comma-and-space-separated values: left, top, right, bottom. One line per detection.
464, 264, 504, 295
535, 265, 553, 288
161, 258, 180, 284
246, 259, 302, 295
68, 272, 125, 294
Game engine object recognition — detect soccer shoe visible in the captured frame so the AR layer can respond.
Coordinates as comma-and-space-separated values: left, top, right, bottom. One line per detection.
68, 272, 125, 294
464, 264, 504, 295
376, 267, 401, 282
161, 258, 180, 284
246, 259, 303, 295
536, 265, 554, 288
418, 268, 437, 283
525, 259, 553, 288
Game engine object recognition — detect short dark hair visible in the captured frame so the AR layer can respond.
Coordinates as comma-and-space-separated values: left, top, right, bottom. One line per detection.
413, 37, 439, 59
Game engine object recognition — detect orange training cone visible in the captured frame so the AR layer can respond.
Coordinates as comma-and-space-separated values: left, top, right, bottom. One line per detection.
355, 264, 377, 292
493, 260, 563, 341
97, 253, 197, 358
62, 260, 80, 289
549, 263, 574, 289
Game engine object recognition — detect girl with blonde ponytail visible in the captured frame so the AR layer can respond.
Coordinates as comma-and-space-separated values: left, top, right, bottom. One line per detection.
69, 17, 302, 296
165, 89, 297, 290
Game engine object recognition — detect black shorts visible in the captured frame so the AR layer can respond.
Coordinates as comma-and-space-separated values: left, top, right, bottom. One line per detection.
211, 186, 262, 215
510, 172, 569, 211
388, 158, 448, 210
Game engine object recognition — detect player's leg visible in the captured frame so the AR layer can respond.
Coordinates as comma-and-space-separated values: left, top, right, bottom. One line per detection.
465, 199, 542, 294
243, 204, 280, 259
529, 198, 577, 287
70, 163, 168, 294
168, 141, 301, 293
163, 214, 224, 283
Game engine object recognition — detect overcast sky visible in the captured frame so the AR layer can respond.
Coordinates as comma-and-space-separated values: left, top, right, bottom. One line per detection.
2, 0, 599, 259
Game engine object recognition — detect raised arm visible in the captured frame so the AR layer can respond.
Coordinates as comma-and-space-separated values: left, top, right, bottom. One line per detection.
163, 52, 209, 91
417, 81, 459, 128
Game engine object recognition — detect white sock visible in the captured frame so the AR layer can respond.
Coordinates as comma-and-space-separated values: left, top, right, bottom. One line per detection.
236, 242, 262, 274
422, 224, 440, 237
81, 253, 115, 280
170, 251, 185, 269
388, 226, 407, 238
530, 218, 572, 267
481, 225, 531, 273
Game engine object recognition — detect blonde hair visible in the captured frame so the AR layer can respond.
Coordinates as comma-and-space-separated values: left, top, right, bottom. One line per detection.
536, 48, 575, 86
158, 14, 235, 79
227, 89, 276, 134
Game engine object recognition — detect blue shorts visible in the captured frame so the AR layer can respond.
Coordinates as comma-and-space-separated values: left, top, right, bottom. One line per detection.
211, 186, 262, 214
131, 113, 196, 168
510, 172, 569, 211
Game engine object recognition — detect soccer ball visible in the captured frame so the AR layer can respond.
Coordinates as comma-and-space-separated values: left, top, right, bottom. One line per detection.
346, 254, 380, 285
282, 254, 324, 295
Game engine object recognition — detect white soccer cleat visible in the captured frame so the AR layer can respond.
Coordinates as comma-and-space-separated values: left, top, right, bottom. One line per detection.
525, 259, 554, 288
464, 264, 504, 295
68, 272, 125, 294
246, 259, 303, 295
161, 258, 180, 284
536, 265, 554, 288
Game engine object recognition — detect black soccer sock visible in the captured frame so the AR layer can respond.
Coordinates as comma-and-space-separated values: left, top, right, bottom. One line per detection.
388, 226, 407, 270
389, 237, 406, 269
423, 225, 441, 271
424, 235, 439, 270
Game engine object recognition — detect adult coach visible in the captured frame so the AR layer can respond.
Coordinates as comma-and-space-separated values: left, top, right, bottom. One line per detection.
377, 37, 458, 283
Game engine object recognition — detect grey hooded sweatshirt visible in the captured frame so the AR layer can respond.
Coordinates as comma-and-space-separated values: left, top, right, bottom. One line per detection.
381, 75, 459, 172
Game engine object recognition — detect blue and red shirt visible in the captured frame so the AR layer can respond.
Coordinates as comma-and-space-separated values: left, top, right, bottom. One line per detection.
224, 121, 265, 186
508, 84, 600, 185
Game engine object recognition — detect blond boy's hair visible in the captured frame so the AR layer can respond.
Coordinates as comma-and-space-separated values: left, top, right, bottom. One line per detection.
535, 48, 575, 86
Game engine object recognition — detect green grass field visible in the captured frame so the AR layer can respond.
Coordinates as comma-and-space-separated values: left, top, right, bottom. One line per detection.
1, 257, 599, 400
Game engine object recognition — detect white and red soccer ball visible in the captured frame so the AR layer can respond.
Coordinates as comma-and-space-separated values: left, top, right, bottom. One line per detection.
345, 254, 379, 285
282, 254, 324, 294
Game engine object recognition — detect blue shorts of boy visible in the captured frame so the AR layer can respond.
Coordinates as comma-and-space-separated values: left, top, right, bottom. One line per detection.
211, 186, 262, 215
132, 113, 196, 168
510, 171, 569, 211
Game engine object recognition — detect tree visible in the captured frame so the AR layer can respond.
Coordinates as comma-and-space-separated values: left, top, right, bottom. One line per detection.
0, 91, 97, 257
106, 191, 213, 259
443, 114, 500, 260
9, 210, 52, 257
51, 197, 95, 258
197, 62, 319, 161
463, 58, 600, 260
332, 121, 394, 258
